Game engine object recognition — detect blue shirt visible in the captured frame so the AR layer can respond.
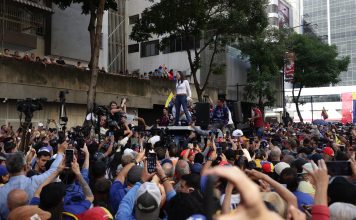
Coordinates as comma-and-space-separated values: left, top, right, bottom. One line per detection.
115, 182, 176, 220
0, 153, 63, 220
211, 105, 229, 125
293, 190, 314, 210
30, 196, 92, 217
109, 180, 129, 214
64, 168, 89, 205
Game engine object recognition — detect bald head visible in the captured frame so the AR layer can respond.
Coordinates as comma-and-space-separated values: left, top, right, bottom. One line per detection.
7, 189, 29, 211
162, 162, 174, 178
270, 147, 281, 162
175, 160, 190, 178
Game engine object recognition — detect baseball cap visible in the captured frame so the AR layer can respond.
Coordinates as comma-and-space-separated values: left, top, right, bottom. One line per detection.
8, 205, 51, 220
78, 207, 113, 220
191, 163, 203, 174
0, 165, 8, 176
299, 162, 313, 175
127, 165, 143, 185
274, 162, 290, 175
261, 161, 274, 173
148, 135, 160, 147
135, 182, 162, 220
232, 129, 243, 137
38, 122, 44, 127
322, 147, 334, 157
123, 148, 138, 160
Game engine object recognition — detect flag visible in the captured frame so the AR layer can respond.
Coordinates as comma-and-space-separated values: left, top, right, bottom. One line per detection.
165, 92, 174, 107
321, 107, 328, 120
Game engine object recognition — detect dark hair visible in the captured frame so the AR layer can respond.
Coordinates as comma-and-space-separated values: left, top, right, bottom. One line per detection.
194, 153, 204, 164
235, 156, 249, 170
37, 150, 51, 159
166, 191, 205, 220
39, 182, 65, 220
177, 71, 185, 83
169, 143, 180, 157
181, 174, 201, 190
91, 161, 107, 179
6, 152, 25, 174
280, 168, 298, 192
155, 147, 166, 161
109, 101, 118, 107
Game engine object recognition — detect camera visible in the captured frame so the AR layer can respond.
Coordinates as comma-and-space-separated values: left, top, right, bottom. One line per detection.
17, 98, 47, 123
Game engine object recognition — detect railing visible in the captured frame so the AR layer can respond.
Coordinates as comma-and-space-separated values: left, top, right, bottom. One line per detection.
0, 1, 45, 36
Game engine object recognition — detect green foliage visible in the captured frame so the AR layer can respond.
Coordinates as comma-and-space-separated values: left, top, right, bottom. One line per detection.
238, 28, 288, 108
130, 0, 268, 100
130, 0, 268, 42
288, 33, 350, 87
288, 33, 350, 122
52, 0, 117, 14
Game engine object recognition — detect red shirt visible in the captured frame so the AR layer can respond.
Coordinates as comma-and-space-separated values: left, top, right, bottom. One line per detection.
253, 108, 264, 128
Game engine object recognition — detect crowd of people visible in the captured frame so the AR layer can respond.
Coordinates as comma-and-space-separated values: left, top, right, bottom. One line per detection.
1, 48, 181, 80
0, 90, 356, 220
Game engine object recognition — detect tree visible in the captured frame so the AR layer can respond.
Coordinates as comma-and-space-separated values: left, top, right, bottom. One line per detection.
52, 0, 117, 112
237, 28, 288, 111
130, 0, 268, 101
288, 33, 350, 122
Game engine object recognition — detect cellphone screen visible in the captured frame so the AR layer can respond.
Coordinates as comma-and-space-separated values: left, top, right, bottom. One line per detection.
216, 147, 222, 156
65, 149, 74, 167
147, 152, 157, 173
326, 161, 352, 176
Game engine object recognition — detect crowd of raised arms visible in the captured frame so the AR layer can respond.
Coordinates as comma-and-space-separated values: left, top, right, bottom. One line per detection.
0, 96, 355, 220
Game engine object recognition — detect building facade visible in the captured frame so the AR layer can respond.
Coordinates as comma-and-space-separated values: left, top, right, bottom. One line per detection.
303, 0, 355, 85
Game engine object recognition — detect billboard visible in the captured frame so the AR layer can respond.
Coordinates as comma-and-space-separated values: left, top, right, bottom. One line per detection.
278, 0, 290, 28
284, 52, 295, 80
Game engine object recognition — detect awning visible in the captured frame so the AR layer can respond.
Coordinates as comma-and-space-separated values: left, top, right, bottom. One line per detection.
12, 0, 54, 13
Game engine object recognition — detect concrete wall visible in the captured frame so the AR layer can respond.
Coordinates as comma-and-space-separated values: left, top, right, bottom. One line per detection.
0, 57, 218, 127
0, 57, 176, 109
51, 3, 91, 62
51, 3, 109, 69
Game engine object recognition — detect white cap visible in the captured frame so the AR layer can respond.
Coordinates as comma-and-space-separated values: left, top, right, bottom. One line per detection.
300, 163, 313, 175
148, 135, 160, 147
38, 122, 44, 127
232, 129, 243, 137
274, 162, 290, 175
123, 148, 138, 159
118, 136, 129, 147
135, 182, 162, 207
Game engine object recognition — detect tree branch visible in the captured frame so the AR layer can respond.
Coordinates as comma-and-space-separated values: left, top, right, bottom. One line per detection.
201, 35, 219, 92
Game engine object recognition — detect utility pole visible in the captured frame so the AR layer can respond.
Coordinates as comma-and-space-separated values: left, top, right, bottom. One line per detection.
311, 96, 314, 122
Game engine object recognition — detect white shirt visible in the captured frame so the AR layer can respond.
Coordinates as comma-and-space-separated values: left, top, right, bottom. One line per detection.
176, 80, 192, 98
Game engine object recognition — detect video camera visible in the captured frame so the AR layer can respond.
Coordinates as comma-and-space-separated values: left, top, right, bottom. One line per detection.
17, 98, 47, 123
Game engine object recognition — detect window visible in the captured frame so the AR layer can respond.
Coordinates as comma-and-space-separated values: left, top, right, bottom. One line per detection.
163, 35, 200, 54
141, 40, 159, 57
268, 4, 278, 13
128, 44, 139, 53
129, 14, 139, 25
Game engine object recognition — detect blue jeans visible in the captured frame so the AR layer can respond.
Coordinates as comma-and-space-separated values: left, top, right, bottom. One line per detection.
174, 95, 191, 125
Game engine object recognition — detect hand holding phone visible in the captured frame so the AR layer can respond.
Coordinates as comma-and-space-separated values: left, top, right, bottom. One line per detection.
147, 152, 157, 173
65, 149, 74, 168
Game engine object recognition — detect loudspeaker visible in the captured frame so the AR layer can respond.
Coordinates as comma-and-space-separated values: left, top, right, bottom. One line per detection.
195, 102, 210, 130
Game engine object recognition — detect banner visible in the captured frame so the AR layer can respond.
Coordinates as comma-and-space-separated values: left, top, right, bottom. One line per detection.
284, 52, 295, 80
278, 0, 290, 28
341, 93, 352, 124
